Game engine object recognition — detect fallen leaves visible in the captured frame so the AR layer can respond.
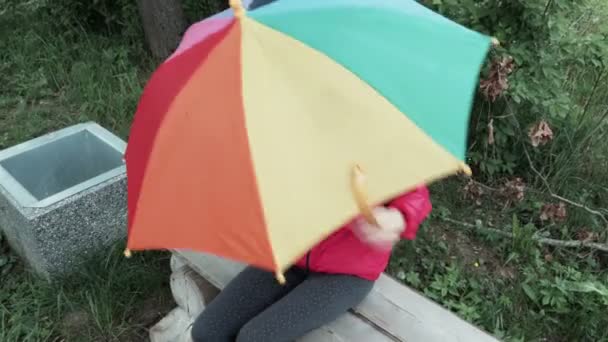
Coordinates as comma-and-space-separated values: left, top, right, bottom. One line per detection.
576, 229, 599, 243
500, 178, 526, 203
462, 178, 527, 208
528, 120, 554, 147
540, 202, 567, 223
463, 179, 485, 205
462, 178, 527, 207
480, 56, 515, 102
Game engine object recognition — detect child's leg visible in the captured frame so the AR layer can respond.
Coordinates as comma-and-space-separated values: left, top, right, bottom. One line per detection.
235, 273, 374, 342
191, 266, 307, 342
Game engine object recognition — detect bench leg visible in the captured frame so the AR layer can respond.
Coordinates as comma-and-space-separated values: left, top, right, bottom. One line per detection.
170, 264, 220, 317
149, 307, 193, 342
150, 254, 220, 342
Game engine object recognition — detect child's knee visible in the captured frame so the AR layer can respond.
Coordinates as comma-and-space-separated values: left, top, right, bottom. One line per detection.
190, 318, 209, 342
191, 314, 228, 342
236, 320, 268, 342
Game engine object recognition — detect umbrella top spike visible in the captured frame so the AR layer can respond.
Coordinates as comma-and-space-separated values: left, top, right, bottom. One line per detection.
229, 0, 246, 19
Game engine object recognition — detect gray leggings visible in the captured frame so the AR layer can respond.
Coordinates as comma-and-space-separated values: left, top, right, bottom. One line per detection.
191, 266, 374, 342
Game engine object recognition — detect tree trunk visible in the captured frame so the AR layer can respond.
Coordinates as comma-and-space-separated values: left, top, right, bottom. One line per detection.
137, 0, 187, 60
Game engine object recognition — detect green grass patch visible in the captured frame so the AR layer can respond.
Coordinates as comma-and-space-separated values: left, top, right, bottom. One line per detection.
0, 0, 154, 146
389, 179, 608, 341
0, 239, 172, 342
0, 3, 171, 341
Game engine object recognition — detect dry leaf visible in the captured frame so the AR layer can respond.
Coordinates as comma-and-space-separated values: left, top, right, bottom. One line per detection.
479, 56, 515, 102
500, 178, 526, 203
540, 202, 567, 222
576, 229, 598, 242
528, 120, 554, 147
463, 180, 485, 205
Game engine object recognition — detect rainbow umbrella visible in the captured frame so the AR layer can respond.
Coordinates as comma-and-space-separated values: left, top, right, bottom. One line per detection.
124, 0, 492, 282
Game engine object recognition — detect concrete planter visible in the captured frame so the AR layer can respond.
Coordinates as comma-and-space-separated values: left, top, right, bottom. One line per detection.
0, 122, 127, 279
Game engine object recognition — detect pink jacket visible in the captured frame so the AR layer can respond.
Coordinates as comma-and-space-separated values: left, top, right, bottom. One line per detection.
295, 186, 432, 280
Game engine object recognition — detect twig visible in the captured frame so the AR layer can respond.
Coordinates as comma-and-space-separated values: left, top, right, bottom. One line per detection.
504, 102, 608, 228
543, 0, 553, 17
583, 106, 608, 143
441, 217, 608, 253
523, 148, 608, 227
469, 178, 500, 192
577, 67, 605, 129
492, 113, 515, 120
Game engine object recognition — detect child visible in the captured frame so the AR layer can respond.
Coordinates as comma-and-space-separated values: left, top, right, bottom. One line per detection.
191, 0, 432, 340
191, 186, 432, 342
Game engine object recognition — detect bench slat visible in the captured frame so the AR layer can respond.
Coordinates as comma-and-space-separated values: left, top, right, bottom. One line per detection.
174, 250, 498, 342
304, 312, 390, 342
356, 275, 497, 342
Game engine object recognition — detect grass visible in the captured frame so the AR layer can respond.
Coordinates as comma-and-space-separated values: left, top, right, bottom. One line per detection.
0, 2, 174, 341
1, 1, 607, 341
0, 1, 151, 147
1, 237, 172, 341
389, 179, 608, 341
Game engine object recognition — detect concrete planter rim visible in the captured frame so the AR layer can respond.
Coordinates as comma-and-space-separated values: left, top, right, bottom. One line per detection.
0, 122, 126, 209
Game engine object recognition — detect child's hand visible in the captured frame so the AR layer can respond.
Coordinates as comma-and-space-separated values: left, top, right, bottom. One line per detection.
352, 207, 406, 250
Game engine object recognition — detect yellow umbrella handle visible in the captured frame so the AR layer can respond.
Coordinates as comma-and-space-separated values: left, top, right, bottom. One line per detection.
351, 165, 380, 227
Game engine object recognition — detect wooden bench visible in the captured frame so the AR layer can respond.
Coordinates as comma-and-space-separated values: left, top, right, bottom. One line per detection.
150, 250, 499, 342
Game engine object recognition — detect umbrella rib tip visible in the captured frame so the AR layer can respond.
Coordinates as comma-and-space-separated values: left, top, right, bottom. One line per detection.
276, 271, 286, 285
460, 163, 473, 176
